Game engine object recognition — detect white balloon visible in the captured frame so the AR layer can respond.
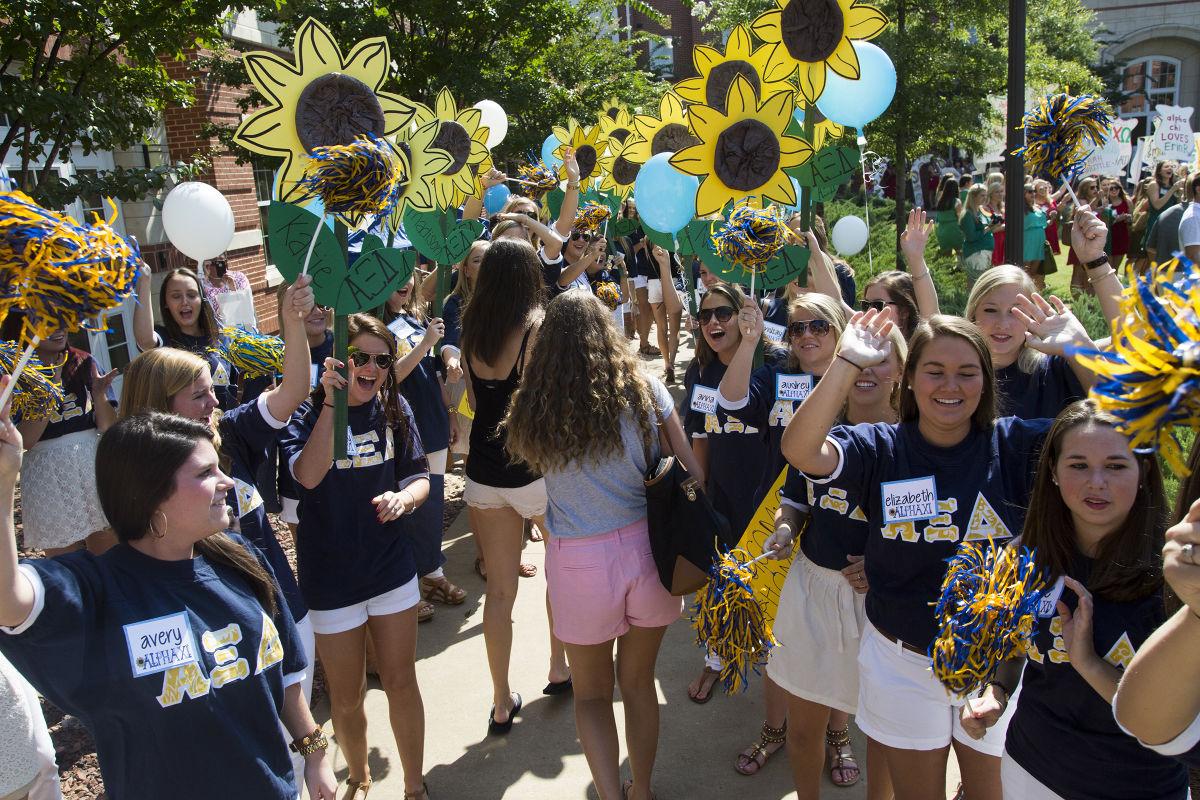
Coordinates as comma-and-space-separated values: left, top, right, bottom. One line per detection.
830, 215, 870, 257
473, 100, 508, 149
161, 182, 234, 263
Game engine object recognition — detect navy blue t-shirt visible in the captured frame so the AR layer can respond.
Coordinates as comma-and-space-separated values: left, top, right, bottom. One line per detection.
781, 464, 869, 571
719, 351, 813, 508
682, 357, 770, 537
39, 349, 100, 441
996, 354, 1084, 419
442, 294, 464, 352
1008, 555, 1187, 800
276, 331, 333, 505
819, 417, 1050, 648
154, 325, 241, 411
219, 395, 305, 622
0, 535, 305, 800
281, 396, 429, 611
389, 313, 450, 453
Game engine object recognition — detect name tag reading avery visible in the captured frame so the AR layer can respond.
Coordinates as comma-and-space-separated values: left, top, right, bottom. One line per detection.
690, 384, 719, 414
124, 612, 199, 678
763, 321, 786, 343
776, 373, 814, 402
1037, 576, 1066, 618
880, 476, 939, 524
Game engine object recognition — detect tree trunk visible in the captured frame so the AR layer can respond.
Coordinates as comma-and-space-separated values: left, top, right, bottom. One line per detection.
894, 0, 907, 262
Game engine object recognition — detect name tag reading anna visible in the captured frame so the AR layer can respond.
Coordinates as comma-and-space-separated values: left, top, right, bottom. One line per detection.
881, 476, 939, 524
776, 373, 814, 402
763, 322, 786, 344
124, 612, 200, 678
690, 384, 719, 414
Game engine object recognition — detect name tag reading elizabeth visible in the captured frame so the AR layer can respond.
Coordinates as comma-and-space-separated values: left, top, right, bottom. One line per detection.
776, 373, 814, 402
690, 384, 719, 414
881, 476, 939, 523
124, 612, 199, 678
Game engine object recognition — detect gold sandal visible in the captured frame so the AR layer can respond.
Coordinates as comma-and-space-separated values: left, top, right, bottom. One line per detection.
826, 725, 860, 787
342, 778, 371, 800
735, 720, 786, 775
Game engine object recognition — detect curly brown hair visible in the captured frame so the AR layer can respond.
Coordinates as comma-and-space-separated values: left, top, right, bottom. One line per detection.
502, 291, 657, 473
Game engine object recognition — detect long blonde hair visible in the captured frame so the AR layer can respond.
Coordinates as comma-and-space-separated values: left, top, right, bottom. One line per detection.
786, 293, 847, 374
119, 348, 210, 419
503, 291, 657, 473
965, 264, 1044, 374
449, 240, 489, 305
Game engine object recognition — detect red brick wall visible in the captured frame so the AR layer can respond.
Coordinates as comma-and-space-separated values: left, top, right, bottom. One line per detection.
160, 49, 279, 333
625, 0, 711, 80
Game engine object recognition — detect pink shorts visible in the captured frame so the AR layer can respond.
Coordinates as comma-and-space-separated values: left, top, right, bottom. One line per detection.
546, 519, 683, 645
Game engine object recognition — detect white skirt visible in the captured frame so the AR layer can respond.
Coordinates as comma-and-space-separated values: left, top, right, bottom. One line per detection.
20, 429, 109, 550
766, 550, 866, 714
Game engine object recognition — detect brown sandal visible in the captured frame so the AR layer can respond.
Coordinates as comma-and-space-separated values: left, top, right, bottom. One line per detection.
416, 600, 435, 623
735, 720, 786, 776
403, 782, 430, 800
622, 779, 656, 800
825, 726, 860, 787
518, 562, 538, 578
342, 778, 371, 800
421, 576, 467, 605
687, 666, 721, 704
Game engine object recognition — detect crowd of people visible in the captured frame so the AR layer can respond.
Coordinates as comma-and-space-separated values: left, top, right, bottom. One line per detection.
1, 149, 1200, 800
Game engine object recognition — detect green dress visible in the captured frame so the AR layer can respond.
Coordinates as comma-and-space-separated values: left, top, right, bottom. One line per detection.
1142, 187, 1179, 251
935, 209, 965, 253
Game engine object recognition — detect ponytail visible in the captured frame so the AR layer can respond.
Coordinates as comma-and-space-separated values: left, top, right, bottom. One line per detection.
196, 533, 278, 617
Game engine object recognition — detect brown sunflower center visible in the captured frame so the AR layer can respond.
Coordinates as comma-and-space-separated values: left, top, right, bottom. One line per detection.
652, 123, 700, 156
707, 61, 762, 111
575, 144, 598, 180
779, 0, 845, 63
432, 120, 472, 175
612, 155, 641, 186
610, 127, 632, 144
714, 118, 781, 192
394, 141, 412, 197
606, 107, 621, 120
296, 73, 386, 153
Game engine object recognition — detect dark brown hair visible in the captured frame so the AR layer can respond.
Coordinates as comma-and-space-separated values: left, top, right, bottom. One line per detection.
863, 270, 919, 340
898, 315, 997, 430
96, 413, 277, 615
933, 174, 960, 212
158, 268, 220, 345
1021, 400, 1167, 602
460, 239, 547, 367
311, 313, 410, 434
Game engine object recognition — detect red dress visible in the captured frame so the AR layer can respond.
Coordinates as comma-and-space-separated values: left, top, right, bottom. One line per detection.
1109, 200, 1130, 258
987, 205, 1006, 265
1044, 200, 1060, 254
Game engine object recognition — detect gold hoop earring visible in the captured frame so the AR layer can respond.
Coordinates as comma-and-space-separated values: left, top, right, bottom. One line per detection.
150, 510, 169, 540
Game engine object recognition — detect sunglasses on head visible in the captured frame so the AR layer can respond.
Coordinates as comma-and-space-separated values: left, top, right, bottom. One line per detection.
788, 318, 832, 338
347, 349, 395, 369
697, 306, 736, 325
860, 299, 896, 312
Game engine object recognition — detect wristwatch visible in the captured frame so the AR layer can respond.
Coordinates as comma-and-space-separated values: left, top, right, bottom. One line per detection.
1083, 254, 1110, 270
290, 726, 328, 757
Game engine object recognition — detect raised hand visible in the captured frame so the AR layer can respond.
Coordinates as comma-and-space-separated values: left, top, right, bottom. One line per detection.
1013, 292, 1092, 357
564, 147, 580, 185
90, 363, 119, 400
319, 356, 346, 397
1070, 206, 1108, 264
1163, 498, 1200, 616
836, 308, 895, 369
422, 318, 445, 348
736, 303, 764, 341
285, 275, 315, 319
900, 208, 933, 264
482, 168, 507, 189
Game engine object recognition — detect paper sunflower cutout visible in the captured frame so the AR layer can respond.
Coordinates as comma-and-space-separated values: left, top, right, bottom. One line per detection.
793, 101, 845, 150
409, 87, 492, 208
598, 100, 636, 150
597, 137, 643, 198
623, 93, 701, 165
751, 0, 888, 103
669, 76, 814, 217
675, 26, 795, 114
552, 120, 608, 183
383, 119, 453, 225
234, 18, 417, 204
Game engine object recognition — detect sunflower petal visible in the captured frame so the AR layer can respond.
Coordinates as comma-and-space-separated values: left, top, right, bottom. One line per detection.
750, 10, 783, 44
233, 107, 290, 155
669, 145, 711, 176
758, 89, 795, 132
726, 75, 757, 118
294, 18, 343, 72
763, 171, 797, 207
553, 125, 571, 145
846, 3, 889, 40
379, 93, 417, 137
342, 38, 390, 89
460, 107, 483, 135
435, 88, 457, 120
692, 45, 724, 74
662, 93, 686, 121
798, 62, 827, 104
674, 77, 707, 104
779, 136, 815, 166
757, 43, 796, 84
241, 52, 301, 105
828, 36, 861, 79
275, 153, 309, 204
727, 25, 753, 59
684, 104, 723, 140
696, 177, 732, 218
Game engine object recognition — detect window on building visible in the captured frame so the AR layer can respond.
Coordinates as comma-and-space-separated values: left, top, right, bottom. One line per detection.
1118, 57, 1181, 142
253, 159, 275, 265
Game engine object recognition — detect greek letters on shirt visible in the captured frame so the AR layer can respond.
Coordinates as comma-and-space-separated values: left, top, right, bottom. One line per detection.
49, 391, 86, 424
334, 427, 394, 471
878, 492, 1012, 544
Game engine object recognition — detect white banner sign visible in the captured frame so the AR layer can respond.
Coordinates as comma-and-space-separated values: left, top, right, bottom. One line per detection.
1150, 105, 1196, 164
1082, 118, 1137, 178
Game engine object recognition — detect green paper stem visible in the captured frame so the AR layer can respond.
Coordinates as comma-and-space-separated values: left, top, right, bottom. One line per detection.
801, 106, 816, 232
333, 221, 350, 462
678, 234, 698, 352
433, 261, 451, 357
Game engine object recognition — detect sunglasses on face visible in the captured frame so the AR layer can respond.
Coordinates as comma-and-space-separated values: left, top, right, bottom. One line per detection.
788, 319, 832, 338
347, 349, 395, 369
570, 231, 595, 242
860, 299, 896, 312
697, 306, 736, 325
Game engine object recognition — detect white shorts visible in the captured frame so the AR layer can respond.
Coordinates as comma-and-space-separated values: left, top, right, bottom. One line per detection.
464, 477, 547, 519
855, 622, 1015, 755
1001, 751, 1064, 800
767, 552, 866, 714
633, 275, 649, 290
281, 496, 299, 525
308, 577, 421, 635
647, 278, 664, 305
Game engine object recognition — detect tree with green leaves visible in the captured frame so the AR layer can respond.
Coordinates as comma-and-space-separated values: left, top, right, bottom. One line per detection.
0, 0, 232, 207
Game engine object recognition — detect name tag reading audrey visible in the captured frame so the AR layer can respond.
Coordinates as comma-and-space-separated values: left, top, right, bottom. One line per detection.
880, 476, 939, 524
690, 384, 719, 414
124, 612, 200, 678
776, 373, 814, 402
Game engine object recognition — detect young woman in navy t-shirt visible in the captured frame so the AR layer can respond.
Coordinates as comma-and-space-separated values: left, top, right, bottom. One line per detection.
283, 313, 431, 799
963, 401, 1189, 800
784, 312, 1051, 800
0, 410, 336, 800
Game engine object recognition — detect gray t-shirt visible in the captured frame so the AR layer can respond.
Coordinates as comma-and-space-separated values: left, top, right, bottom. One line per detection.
1148, 202, 1185, 263
543, 376, 674, 538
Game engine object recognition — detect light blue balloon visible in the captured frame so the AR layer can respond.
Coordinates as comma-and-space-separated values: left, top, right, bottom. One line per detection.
483, 183, 511, 215
815, 41, 896, 130
781, 177, 806, 212
541, 134, 563, 169
633, 153, 698, 235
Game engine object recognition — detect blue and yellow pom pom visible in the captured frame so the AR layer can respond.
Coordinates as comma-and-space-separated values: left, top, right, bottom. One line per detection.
517, 159, 560, 199
0, 340, 63, 422
0, 191, 141, 344
1015, 93, 1111, 183
218, 326, 284, 380
693, 548, 777, 694
299, 134, 404, 219
593, 281, 621, 310
575, 202, 612, 235
1072, 256, 1200, 475
713, 205, 792, 275
930, 540, 1044, 698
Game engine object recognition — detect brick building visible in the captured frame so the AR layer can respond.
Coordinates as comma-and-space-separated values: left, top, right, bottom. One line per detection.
620, 0, 711, 80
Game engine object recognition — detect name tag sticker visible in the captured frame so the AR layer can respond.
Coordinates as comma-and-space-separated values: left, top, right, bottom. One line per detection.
1037, 576, 1066, 618
880, 476, 939, 523
763, 321, 786, 343
124, 612, 199, 678
387, 317, 417, 342
309, 364, 320, 389
776, 373, 814, 402
690, 384, 719, 414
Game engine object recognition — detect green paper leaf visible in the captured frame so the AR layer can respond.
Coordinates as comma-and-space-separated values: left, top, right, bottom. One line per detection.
812, 183, 840, 203
360, 234, 385, 257
761, 246, 810, 291
679, 219, 738, 278
610, 217, 637, 237
268, 201, 347, 309
640, 224, 675, 251
788, 145, 858, 192
544, 187, 565, 220
335, 248, 415, 315
402, 207, 485, 265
